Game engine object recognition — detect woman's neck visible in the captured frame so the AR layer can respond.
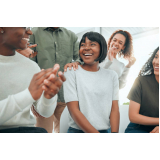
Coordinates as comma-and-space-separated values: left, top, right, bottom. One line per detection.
0, 45, 15, 56
81, 62, 100, 72
155, 75, 159, 83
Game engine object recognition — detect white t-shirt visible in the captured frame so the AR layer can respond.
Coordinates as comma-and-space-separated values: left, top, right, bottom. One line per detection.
63, 66, 119, 130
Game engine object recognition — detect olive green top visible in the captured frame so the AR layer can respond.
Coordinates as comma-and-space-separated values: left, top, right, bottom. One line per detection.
29, 27, 80, 102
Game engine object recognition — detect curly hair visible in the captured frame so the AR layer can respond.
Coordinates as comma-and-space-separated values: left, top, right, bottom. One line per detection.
108, 30, 133, 59
139, 47, 159, 76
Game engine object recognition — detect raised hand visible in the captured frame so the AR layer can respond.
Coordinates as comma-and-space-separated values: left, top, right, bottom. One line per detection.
126, 56, 136, 68
107, 48, 115, 61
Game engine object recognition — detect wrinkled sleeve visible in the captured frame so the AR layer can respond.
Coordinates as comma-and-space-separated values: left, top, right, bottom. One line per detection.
0, 88, 35, 125
119, 66, 130, 89
33, 93, 57, 118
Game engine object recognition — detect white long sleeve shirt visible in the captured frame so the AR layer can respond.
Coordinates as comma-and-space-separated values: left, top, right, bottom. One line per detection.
99, 57, 130, 89
0, 52, 57, 129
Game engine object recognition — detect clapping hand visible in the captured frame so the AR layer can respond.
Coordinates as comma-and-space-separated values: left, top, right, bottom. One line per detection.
126, 56, 136, 68
29, 64, 66, 100
43, 64, 66, 99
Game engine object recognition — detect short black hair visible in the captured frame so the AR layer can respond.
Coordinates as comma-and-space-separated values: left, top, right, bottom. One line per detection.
79, 32, 107, 63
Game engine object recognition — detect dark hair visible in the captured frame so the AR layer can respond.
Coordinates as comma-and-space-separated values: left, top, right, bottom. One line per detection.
108, 30, 133, 58
79, 32, 107, 63
139, 47, 159, 76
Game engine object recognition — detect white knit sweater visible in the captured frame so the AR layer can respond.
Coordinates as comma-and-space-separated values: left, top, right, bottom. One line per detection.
0, 52, 57, 129
99, 57, 130, 89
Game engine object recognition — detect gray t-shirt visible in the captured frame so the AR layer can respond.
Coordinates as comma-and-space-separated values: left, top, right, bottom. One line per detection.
63, 66, 119, 130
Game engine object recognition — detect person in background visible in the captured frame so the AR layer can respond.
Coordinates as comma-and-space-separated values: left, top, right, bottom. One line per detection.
125, 47, 159, 133
63, 32, 119, 133
64, 29, 136, 89
27, 27, 80, 133
0, 27, 65, 133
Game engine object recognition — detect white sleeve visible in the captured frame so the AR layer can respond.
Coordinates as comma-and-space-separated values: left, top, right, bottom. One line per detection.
33, 93, 57, 118
0, 88, 34, 125
99, 56, 112, 69
63, 68, 78, 103
112, 72, 119, 100
119, 67, 130, 89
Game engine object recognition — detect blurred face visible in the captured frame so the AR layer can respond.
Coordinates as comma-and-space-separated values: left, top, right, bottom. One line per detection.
152, 50, 159, 76
79, 37, 100, 65
2, 27, 32, 50
110, 33, 126, 53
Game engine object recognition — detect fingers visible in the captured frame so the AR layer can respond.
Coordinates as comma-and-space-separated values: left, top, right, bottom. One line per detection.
34, 68, 53, 81
64, 62, 79, 72
58, 71, 66, 82
28, 44, 37, 48
64, 64, 69, 72
30, 51, 38, 58
52, 64, 60, 75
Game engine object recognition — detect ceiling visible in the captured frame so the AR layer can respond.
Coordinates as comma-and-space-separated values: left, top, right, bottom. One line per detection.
66, 27, 159, 38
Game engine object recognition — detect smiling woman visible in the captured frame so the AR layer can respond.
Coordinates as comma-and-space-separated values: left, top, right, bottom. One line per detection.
125, 47, 159, 133
63, 32, 120, 133
0, 27, 65, 133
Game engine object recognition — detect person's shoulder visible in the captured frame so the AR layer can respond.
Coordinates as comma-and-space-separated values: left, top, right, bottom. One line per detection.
138, 74, 154, 82
16, 52, 40, 72
31, 27, 44, 34
61, 27, 77, 39
64, 67, 76, 76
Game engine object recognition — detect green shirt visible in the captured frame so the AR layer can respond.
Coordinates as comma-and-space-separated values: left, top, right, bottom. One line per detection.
29, 27, 80, 102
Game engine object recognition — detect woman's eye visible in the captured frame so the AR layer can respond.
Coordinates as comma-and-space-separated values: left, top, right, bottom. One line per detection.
81, 44, 85, 46
91, 43, 95, 46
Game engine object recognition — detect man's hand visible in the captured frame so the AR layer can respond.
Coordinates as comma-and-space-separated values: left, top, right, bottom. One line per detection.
16, 44, 38, 58
43, 64, 66, 99
64, 62, 80, 72
150, 126, 159, 133
29, 68, 55, 100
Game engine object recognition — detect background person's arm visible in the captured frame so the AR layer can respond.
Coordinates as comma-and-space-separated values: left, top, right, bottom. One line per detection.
67, 101, 99, 133
129, 100, 159, 125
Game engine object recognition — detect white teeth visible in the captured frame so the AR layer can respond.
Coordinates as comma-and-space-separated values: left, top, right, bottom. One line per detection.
22, 38, 29, 41
112, 46, 118, 49
155, 67, 159, 69
84, 54, 92, 56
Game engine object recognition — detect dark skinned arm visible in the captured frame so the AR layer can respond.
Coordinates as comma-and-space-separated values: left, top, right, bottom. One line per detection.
67, 101, 99, 133
110, 100, 120, 133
